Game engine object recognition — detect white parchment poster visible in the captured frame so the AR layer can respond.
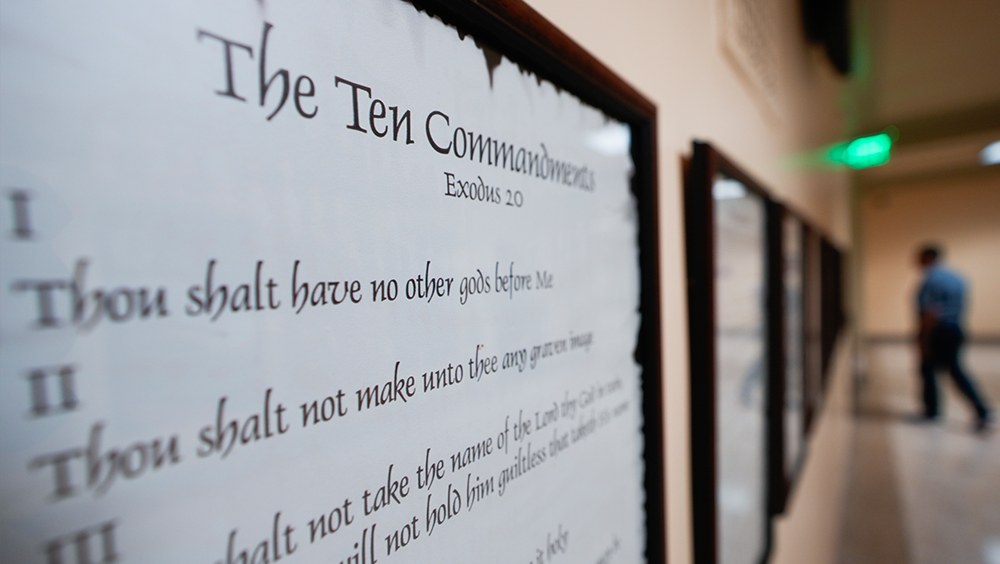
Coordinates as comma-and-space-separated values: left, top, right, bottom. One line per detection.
0, 1, 646, 562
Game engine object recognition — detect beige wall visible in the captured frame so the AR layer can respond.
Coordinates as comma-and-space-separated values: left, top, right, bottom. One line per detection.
771, 337, 854, 564
521, 1, 854, 563
860, 168, 1000, 338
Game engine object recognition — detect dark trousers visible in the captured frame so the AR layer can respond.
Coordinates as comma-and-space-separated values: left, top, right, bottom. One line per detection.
920, 322, 990, 419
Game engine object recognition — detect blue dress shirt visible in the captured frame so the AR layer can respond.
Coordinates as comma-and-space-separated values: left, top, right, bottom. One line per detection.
917, 265, 966, 325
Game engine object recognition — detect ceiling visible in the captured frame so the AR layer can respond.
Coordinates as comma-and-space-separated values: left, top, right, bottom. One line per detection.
850, 0, 1000, 182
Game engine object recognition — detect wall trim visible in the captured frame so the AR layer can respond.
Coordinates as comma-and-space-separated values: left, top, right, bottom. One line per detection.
864, 334, 1000, 346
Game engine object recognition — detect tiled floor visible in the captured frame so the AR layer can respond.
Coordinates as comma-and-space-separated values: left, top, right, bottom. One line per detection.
839, 342, 1000, 564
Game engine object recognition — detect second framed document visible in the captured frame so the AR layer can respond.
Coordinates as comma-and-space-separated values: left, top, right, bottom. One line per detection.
686, 142, 776, 564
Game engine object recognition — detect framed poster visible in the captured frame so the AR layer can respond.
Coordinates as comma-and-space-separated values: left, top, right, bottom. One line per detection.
0, 1, 666, 563
802, 226, 824, 433
686, 142, 775, 564
766, 208, 807, 515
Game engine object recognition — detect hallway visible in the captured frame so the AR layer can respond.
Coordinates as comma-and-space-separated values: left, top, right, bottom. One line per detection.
839, 342, 1000, 564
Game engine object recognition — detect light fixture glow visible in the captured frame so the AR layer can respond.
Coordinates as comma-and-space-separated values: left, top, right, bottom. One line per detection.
980, 140, 1000, 166
586, 124, 631, 156
713, 178, 747, 200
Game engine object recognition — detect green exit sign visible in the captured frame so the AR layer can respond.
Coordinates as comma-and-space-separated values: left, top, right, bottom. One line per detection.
826, 133, 892, 169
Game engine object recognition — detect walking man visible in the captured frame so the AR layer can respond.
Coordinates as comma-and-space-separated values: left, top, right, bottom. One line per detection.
915, 244, 993, 432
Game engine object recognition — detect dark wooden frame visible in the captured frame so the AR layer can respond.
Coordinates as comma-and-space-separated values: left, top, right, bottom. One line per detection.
820, 236, 847, 388
408, 2, 666, 562
685, 141, 776, 564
